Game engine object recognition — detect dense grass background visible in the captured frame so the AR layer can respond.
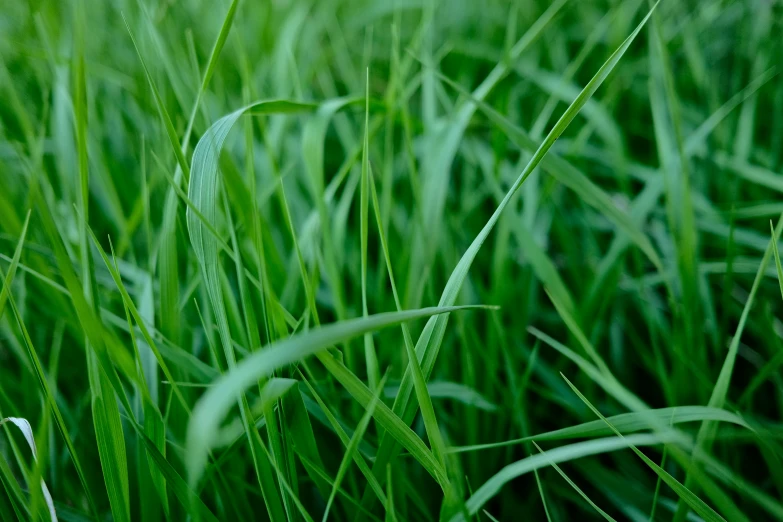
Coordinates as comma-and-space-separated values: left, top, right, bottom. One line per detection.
2, 0, 783, 520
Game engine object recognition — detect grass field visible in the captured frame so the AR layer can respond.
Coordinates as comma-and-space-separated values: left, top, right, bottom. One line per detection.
1, 0, 783, 520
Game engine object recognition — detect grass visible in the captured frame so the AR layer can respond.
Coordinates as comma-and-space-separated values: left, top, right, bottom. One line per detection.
1, 0, 783, 520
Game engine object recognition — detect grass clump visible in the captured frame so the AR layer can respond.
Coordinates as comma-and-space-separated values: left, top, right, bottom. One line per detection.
1, 0, 783, 520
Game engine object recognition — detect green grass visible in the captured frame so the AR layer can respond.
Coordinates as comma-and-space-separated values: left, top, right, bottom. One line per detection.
1, 0, 783, 520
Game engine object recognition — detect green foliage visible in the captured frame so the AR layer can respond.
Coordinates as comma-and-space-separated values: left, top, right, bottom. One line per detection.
1, 0, 782, 520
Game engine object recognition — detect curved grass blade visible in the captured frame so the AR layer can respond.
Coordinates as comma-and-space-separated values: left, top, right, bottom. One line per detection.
134, 0, 239, 354
448, 406, 749, 453
186, 305, 480, 487
187, 98, 318, 277
186, 98, 331, 521
0, 417, 57, 521
214, 378, 297, 447
451, 432, 679, 521
185, 99, 316, 504
184, 93, 475, 491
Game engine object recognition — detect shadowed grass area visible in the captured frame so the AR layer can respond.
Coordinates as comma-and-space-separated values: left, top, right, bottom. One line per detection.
1, 0, 782, 520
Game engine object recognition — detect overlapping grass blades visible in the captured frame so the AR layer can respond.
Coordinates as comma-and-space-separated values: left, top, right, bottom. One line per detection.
364, 2, 661, 510
183, 95, 490, 490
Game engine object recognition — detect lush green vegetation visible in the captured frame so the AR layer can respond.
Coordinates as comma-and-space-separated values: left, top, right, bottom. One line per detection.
1, 0, 783, 520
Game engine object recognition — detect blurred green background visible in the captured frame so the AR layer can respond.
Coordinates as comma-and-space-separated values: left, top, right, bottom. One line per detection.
1, 0, 783, 520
